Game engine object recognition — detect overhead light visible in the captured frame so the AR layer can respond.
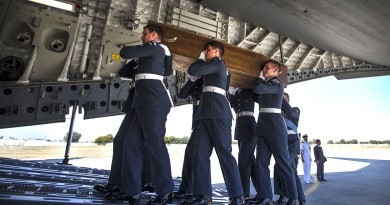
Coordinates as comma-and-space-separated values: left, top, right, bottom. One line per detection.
28, 0, 75, 12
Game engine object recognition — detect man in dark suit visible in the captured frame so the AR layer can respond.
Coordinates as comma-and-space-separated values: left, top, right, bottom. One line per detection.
174, 76, 203, 200
229, 88, 258, 201
107, 24, 174, 205
252, 60, 298, 205
184, 41, 244, 205
314, 139, 327, 181
274, 93, 306, 205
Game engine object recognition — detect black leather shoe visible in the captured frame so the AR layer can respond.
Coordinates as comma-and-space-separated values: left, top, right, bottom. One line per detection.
260, 198, 273, 205
249, 196, 264, 205
105, 192, 141, 203
285, 199, 297, 205
275, 196, 287, 205
174, 190, 191, 199
142, 183, 155, 193
182, 195, 212, 205
179, 194, 194, 205
322, 179, 327, 181
93, 183, 119, 194
230, 195, 245, 205
128, 193, 142, 205
147, 192, 174, 205
298, 200, 306, 205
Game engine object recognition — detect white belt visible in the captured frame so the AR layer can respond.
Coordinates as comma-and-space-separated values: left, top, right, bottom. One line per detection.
202, 86, 235, 119
134, 73, 173, 107
287, 130, 297, 135
202, 86, 226, 96
259, 108, 281, 113
135, 73, 164, 81
236, 111, 254, 117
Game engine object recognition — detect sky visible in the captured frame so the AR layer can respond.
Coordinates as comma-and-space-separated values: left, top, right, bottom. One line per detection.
1, 75, 389, 143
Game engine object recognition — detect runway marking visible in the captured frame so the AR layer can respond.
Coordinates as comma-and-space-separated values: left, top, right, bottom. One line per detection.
304, 174, 320, 196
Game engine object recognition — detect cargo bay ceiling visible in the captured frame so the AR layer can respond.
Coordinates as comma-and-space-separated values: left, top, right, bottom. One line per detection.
111, 0, 390, 84
13, 0, 390, 85
197, 0, 390, 83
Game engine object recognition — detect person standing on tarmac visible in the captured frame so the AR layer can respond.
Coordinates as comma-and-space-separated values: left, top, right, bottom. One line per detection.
301, 134, 313, 184
252, 60, 298, 205
106, 24, 174, 205
273, 93, 306, 205
183, 41, 245, 205
314, 139, 327, 182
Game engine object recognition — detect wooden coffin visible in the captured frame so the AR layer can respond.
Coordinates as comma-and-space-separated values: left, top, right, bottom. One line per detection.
149, 21, 287, 89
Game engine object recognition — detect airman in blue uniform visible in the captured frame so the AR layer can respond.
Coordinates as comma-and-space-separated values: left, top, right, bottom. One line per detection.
107, 24, 174, 205
95, 60, 155, 198
274, 93, 305, 205
174, 76, 203, 199
229, 88, 258, 200
185, 41, 244, 205
252, 60, 298, 205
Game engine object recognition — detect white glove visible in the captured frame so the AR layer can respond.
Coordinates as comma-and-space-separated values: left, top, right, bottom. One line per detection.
189, 75, 202, 82
198, 51, 206, 61
228, 86, 239, 95
259, 70, 265, 80
139, 40, 144, 45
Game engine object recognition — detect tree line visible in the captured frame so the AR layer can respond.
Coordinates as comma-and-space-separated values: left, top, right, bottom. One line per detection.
64, 132, 191, 145
64, 132, 390, 146
327, 139, 390, 144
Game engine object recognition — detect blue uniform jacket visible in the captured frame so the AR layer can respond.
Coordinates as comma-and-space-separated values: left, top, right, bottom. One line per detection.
252, 76, 287, 137
282, 98, 301, 154
120, 41, 172, 108
178, 78, 203, 101
117, 60, 137, 114
188, 57, 231, 120
229, 89, 257, 140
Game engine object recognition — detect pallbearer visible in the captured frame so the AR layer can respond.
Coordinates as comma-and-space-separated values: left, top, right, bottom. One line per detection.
274, 93, 306, 205
94, 60, 154, 196
107, 24, 174, 205
228, 88, 258, 201
174, 76, 203, 200
252, 60, 298, 205
184, 41, 244, 205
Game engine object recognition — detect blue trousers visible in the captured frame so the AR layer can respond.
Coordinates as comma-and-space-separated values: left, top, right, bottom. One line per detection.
178, 105, 199, 193
237, 136, 258, 196
109, 113, 135, 185
121, 106, 173, 195
108, 112, 153, 186
254, 134, 298, 199
192, 119, 243, 197
274, 152, 305, 201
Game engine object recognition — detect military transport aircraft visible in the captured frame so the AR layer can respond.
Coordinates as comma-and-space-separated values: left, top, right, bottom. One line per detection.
1, 0, 390, 204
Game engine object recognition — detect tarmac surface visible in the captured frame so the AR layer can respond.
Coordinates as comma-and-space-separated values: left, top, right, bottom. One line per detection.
0, 145, 390, 204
